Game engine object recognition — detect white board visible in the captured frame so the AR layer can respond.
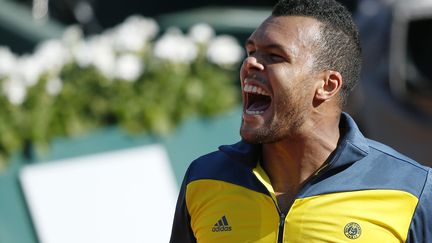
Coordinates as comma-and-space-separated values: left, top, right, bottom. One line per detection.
20, 144, 178, 243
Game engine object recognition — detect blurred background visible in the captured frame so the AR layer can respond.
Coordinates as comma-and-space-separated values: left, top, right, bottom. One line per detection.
0, 0, 431, 242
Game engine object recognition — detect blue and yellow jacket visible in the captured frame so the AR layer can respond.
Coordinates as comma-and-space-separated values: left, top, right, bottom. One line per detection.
170, 114, 432, 242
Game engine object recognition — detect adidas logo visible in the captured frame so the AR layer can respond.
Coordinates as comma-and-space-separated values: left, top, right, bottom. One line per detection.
211, 215, 232, 232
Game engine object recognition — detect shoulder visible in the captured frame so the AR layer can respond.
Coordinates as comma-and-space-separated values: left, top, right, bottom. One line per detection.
362, 138, 430, 197
183, 141, 260, 184
366, 138, 429, 172
407, 167, 432, 241
180, 141, 267, 194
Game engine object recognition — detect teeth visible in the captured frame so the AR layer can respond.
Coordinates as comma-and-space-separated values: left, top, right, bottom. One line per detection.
246, 109, 265, 115
243, 84, 269, 96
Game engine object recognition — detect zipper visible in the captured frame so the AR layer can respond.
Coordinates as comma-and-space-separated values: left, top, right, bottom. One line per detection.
277, 212, 286, 243
265, 193, 286, 243
255, 159, 335, 243
274, 163, 331, 243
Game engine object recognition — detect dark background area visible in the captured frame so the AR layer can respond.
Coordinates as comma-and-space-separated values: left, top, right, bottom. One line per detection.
13, 0, 356, 35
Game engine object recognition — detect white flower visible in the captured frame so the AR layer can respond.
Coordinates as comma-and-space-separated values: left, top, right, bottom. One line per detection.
3, 76, 27, 105
34, 39, 70, 75
154, 28, 198, 63
207, 35, 244, 67
73, 36, 116, 79
188, 23, 215, 44
21, 39, 68, 87
0, 47, 17, 78
115, 54, 144, 81
45, 76, 63, 96
73, 40, 93, 67
112, 15, 159, 52
17, 55, 43, 87
62, 25, 84, 48
90, 37, 116, 78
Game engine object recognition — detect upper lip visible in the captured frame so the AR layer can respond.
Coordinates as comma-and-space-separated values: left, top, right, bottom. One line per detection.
242, 76, 271, 96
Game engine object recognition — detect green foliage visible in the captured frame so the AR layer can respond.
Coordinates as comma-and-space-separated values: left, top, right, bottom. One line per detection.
0, 48, 240, 169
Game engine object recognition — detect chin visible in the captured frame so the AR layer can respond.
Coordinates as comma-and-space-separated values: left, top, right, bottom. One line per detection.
241, 121, 291, 144
240, 128, 260, 144
240, 127, 271, 144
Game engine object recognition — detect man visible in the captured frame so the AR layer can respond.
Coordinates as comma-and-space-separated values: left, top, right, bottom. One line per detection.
170, 0, 432, 242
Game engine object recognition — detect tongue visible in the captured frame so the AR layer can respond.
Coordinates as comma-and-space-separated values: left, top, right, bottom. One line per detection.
248, 100, 271, 111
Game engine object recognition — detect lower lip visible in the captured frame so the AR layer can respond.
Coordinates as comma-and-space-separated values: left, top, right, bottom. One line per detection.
242, 109, 266, 121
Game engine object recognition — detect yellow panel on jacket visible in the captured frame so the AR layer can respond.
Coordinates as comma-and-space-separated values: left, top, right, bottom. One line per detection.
186, 179, 279, 242
284, 190, 418, 242
186, 179, 418, 243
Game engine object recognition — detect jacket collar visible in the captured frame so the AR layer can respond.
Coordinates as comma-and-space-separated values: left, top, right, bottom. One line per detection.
219, 112, 369, 169
329, 112, 369, 168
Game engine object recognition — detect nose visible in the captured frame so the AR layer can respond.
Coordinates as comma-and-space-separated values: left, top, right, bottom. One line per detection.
242, 56, 264, 71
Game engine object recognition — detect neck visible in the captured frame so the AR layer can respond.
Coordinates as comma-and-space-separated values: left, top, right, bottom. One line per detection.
261, 111, 341, 195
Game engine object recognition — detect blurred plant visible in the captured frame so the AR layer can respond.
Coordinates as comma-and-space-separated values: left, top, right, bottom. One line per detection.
0, 16, 244, 170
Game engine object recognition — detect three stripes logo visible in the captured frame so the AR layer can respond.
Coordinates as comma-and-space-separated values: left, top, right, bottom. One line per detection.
211, 215, 232, 232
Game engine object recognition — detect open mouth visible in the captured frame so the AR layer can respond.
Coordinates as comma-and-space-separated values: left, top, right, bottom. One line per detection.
243, 84, 272, 115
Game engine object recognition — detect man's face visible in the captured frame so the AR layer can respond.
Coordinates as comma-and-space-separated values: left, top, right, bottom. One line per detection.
239, 16, 322, 144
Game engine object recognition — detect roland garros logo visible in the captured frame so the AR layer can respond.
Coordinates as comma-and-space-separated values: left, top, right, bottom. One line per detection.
344, 222, 362, 239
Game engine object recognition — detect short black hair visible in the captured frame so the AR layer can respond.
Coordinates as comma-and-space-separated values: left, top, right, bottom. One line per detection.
272, 0, 361, 105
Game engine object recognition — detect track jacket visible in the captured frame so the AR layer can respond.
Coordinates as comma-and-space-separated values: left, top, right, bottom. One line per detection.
170, 113, 432, 242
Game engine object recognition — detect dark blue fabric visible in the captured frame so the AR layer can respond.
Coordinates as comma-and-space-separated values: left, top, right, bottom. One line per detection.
186, 146, 269, 196
298, 114, 429, 198
406, 169, 432, 243
298, 144, 428, 198
169, 166, 197, 243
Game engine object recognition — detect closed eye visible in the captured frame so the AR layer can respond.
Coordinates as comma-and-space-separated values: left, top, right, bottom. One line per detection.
270, 53, 285, 61
266, 53, 286, 63
247, 50, 256, 56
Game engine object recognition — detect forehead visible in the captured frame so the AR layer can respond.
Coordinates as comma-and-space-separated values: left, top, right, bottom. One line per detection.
248, 16, 322, 56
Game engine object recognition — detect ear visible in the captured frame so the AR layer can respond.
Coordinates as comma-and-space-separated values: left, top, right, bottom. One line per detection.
314, 70, 342, 102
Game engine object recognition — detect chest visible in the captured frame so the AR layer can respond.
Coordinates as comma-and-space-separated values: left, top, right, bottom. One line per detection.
186, 180, 418, 243
275, 192, 296, 215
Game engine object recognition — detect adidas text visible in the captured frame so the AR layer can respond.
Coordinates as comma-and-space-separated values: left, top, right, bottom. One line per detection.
212, 226, 232, 232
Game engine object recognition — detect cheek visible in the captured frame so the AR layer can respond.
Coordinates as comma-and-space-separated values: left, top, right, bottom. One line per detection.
268, 68, 291, 92
239, 62, 248, 86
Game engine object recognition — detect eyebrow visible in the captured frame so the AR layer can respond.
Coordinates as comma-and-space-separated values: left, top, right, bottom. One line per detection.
245, 39, 293, 62
245, 39, 286, 52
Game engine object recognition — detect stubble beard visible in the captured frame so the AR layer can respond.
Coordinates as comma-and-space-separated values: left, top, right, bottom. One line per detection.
240, 98, 307, 144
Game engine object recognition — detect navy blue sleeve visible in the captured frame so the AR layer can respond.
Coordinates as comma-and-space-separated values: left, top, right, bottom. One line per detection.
169, 167, 197, 243
406, 169, 432, 243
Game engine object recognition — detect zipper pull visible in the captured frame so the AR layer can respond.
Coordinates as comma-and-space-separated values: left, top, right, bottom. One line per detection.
314, 163, 329, 176
279, 213, 285, 226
